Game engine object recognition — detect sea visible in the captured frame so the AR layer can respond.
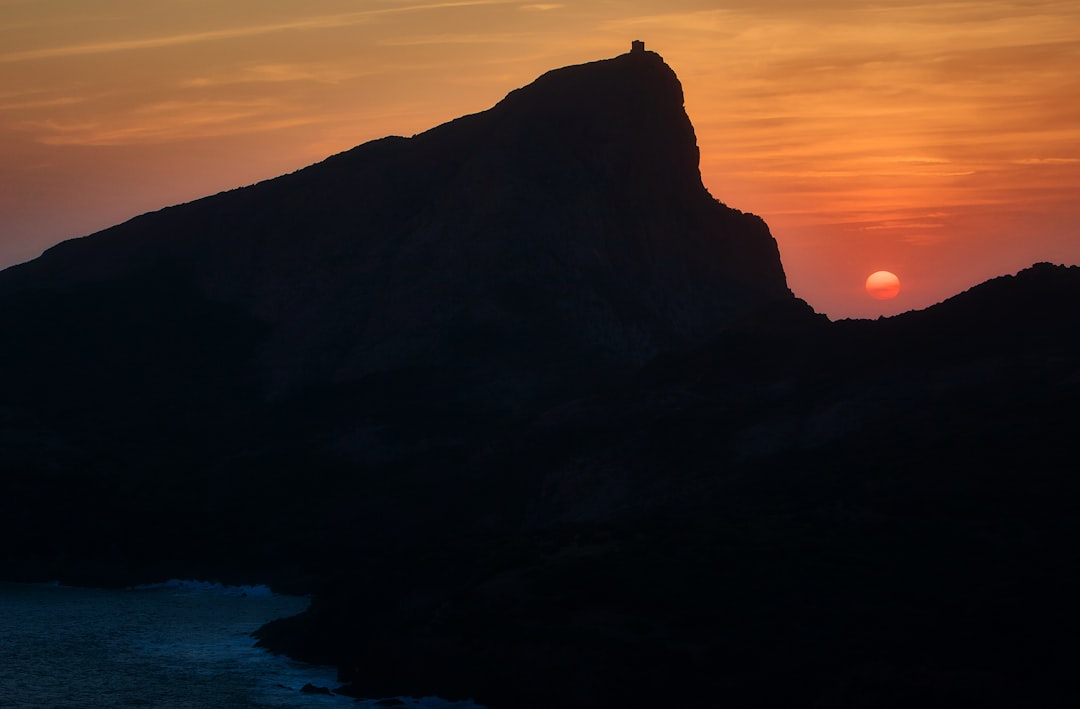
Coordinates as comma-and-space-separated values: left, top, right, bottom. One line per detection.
0, 580, 486, 709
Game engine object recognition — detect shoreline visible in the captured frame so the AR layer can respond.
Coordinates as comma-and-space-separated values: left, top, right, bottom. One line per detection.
1, 572, 489, 707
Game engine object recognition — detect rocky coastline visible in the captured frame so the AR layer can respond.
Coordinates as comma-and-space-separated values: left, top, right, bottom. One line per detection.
2, 48, 1079, 707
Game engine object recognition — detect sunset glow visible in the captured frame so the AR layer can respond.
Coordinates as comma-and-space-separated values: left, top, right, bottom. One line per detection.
2, 1, 1078, 318
866, 271, 901, 300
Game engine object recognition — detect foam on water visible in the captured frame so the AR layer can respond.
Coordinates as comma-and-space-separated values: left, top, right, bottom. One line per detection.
129, 578, 277, 597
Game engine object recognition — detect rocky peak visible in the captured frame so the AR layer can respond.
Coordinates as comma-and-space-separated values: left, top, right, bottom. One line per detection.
0, 50, 807, 397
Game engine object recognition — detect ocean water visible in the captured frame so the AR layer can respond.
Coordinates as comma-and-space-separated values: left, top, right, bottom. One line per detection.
0, 580, 484, 709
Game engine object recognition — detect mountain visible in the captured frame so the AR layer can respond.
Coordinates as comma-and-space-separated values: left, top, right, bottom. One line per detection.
0, 48, 806, 402
2, 47, 1079, 708
0, 46, 811, 585
254, 262, 1080, 708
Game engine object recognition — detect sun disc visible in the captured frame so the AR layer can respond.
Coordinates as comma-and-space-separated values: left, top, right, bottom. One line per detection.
865, 270, 901, 300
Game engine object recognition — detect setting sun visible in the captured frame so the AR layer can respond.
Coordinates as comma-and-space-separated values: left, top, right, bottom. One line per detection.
866, 271, 901, 300
1, 1, 1078, 320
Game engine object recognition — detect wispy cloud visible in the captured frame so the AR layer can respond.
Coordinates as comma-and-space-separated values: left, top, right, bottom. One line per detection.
1012, 157, 1079, 165
0, 95, 87, 111
862, 222, 946, 231
601, 10, 738, 34
378, 32, 533, 47
179, 64, 364, 89
0, 1, 514, 64
878, 157, 953, 165
28, 98, 321, 145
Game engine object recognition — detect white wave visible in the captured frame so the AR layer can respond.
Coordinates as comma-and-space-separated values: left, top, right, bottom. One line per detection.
129, 578, 277, 597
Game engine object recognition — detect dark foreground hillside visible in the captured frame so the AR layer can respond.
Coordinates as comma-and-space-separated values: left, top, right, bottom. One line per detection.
1, 45, 1079, 708
252, 262, 1080, 708
0, 47, 806, 588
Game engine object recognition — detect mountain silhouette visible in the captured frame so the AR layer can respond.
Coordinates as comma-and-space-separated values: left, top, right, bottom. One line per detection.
1, 48, 1079, 709
0, 49, 806, 400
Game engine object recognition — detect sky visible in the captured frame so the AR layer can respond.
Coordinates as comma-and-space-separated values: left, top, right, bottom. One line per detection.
1, 0, 1077, 319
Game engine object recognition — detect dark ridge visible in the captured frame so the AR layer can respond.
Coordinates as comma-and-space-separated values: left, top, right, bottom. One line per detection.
827, 262, 1080, 368
0, 44, 809, 602
2, 48, 1079, 709
0, 49, 801, 398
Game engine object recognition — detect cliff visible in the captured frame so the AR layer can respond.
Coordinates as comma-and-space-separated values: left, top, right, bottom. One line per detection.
2, 49, 1078, 709
0, 49, 806, 402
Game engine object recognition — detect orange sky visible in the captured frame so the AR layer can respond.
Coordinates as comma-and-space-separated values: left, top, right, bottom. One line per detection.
2, 0, 1078, 318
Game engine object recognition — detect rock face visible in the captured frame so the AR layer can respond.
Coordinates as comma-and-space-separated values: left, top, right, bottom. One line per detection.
3, 48, 1079, 709
254, 263, 1080, 709
0, 49, 802, 401
0, 44, 811, 646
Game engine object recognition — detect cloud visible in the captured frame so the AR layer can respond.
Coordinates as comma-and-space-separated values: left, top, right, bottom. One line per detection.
1012, 157, 1080, 165
377, 32, 533, 47
902, 232, 946, 246
27, 98, 322, 146
0, 95, 87, 112
0, 1, 515, 64
862, 222, 946, 231
878, 157, 953, 165
519, 3, 563, 9
179, 64, 363, 89
601, 10, 739, 34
